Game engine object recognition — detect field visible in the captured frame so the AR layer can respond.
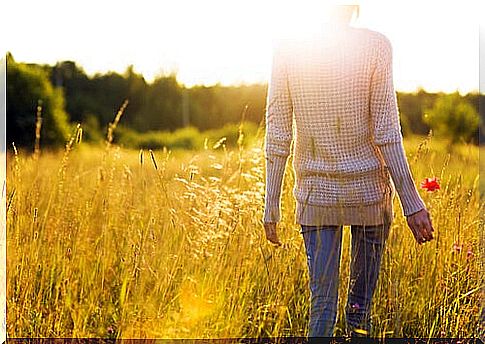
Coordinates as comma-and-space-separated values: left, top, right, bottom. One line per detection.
6, 127, 483, 338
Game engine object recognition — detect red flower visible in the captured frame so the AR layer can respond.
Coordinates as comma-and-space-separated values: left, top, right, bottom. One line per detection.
420, 177, 440, 192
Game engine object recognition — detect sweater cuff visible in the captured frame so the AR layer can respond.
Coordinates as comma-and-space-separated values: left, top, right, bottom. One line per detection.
378, 141, 427, 217
263, 154, 288, 223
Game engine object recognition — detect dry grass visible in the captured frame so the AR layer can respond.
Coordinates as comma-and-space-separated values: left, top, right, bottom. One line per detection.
6, 121, 482, 338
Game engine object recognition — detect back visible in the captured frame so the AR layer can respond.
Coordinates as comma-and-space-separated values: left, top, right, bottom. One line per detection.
263, 25, 425, 225
283, 27, 388, 176
264, 25, 404, 207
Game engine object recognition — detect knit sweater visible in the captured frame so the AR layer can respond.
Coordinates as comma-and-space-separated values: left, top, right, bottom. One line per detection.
263, 23, 426, 226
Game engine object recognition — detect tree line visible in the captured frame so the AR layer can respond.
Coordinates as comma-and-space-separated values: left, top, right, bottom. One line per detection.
6, 52, 483, 150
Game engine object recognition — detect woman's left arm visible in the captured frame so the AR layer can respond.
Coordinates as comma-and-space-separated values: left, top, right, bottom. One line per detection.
263, 43, 294, 224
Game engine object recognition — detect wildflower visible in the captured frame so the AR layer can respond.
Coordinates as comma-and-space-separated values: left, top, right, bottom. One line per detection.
452, 242, 462, 253
467, 245, 474, 259
107, 326, 114, 335
420, 177, 440, 192
351, 302, 360, 309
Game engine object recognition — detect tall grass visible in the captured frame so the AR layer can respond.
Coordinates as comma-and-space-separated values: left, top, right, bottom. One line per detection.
6, 115, 482, 338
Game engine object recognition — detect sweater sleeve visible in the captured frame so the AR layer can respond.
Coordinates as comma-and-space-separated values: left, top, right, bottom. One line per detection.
263, 43, 293, 223
263, 155, 288, 223
369, 35, 403, 146
379, 141, 427, 217
370, 34, 426, 217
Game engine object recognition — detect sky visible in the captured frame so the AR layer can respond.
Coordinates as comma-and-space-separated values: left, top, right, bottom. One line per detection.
2, 0, 483, 94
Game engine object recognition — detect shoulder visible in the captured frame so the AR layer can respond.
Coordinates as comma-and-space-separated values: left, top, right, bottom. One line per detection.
353, 28, 393, 63
364, 29, 393, 54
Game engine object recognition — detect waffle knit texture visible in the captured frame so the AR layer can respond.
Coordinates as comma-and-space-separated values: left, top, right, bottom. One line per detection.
263, 23, 426, 226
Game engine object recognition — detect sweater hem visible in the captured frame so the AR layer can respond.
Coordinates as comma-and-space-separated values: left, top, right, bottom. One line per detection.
295, 197, 394, 227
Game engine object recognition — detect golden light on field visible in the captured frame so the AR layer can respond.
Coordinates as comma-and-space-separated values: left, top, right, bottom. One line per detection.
2, 0, 482, 93
5, 131, 482, 337
2, 1, 483, 339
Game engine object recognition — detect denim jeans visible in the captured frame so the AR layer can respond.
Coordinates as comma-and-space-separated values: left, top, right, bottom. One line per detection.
301, 222, 390, 337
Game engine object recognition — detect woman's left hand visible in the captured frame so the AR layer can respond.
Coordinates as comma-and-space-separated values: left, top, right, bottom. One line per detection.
264, 222, 282, 246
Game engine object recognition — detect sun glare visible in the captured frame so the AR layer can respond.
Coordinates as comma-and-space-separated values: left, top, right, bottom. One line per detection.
2, 0, 480, 93
268, 1, 361, 40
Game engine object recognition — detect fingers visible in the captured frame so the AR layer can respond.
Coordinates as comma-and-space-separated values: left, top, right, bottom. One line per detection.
412, 225, 426, 244
407, 217, 422, 244
408, 212, 434, 245
418, 221, 432, 241
267, 233, 282, 246
264, 222, 282, 246
420, 212, 434, 242
424, 223, 434, 241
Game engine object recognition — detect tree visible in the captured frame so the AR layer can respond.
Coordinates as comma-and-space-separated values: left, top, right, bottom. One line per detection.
423, 91, 479, 145
7, 53, 71, 148
50, 60, 92, 123
137, 74, 182, 131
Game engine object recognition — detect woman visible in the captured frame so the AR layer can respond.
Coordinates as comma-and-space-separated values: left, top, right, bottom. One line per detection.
262, 3, 435, 338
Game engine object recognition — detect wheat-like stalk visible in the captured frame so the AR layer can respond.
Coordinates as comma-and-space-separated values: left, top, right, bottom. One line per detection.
106, 99, 129, 148
33, 99, 43, 160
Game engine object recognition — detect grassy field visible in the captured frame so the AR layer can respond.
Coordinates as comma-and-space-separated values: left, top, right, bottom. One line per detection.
6, 127, 483, 338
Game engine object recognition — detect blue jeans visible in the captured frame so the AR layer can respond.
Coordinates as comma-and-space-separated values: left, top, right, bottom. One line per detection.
301, 223, 391, 337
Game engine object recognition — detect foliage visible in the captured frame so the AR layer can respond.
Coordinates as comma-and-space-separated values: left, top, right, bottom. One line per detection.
7, 54, 484, 149
423, 91, 480, 145
396, 89, 435, 136
81, 113, 104, 142
7, 53, 71, 147
48, 59, 265, 135
115, 121, 260, 150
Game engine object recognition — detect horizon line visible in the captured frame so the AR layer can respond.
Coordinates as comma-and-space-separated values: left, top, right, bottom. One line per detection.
6, 52, 482, 96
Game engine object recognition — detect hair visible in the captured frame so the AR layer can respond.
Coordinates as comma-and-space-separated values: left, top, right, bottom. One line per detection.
327, 5, 360, 24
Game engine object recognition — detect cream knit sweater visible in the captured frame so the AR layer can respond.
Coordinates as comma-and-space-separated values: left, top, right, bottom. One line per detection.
263, 24, 426, 226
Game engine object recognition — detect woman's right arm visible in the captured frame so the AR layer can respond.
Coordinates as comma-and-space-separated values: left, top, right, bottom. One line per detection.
370, 33, 434, 243
379, 141, 426, 216
368, 34, 426, 216
379, 141, 434, 244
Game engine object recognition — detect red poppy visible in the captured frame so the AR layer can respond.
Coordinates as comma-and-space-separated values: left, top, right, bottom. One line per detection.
420, 177, 440, 192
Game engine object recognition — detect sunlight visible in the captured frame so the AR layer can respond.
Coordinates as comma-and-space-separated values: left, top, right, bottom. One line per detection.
2, 0, 480, 93
266, 1, 361, 40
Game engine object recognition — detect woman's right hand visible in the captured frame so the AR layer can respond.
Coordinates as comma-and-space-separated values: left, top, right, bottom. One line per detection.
406, 208, 434, 244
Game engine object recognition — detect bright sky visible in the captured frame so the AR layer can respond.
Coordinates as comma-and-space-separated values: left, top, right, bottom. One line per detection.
2, 0, 483, 93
